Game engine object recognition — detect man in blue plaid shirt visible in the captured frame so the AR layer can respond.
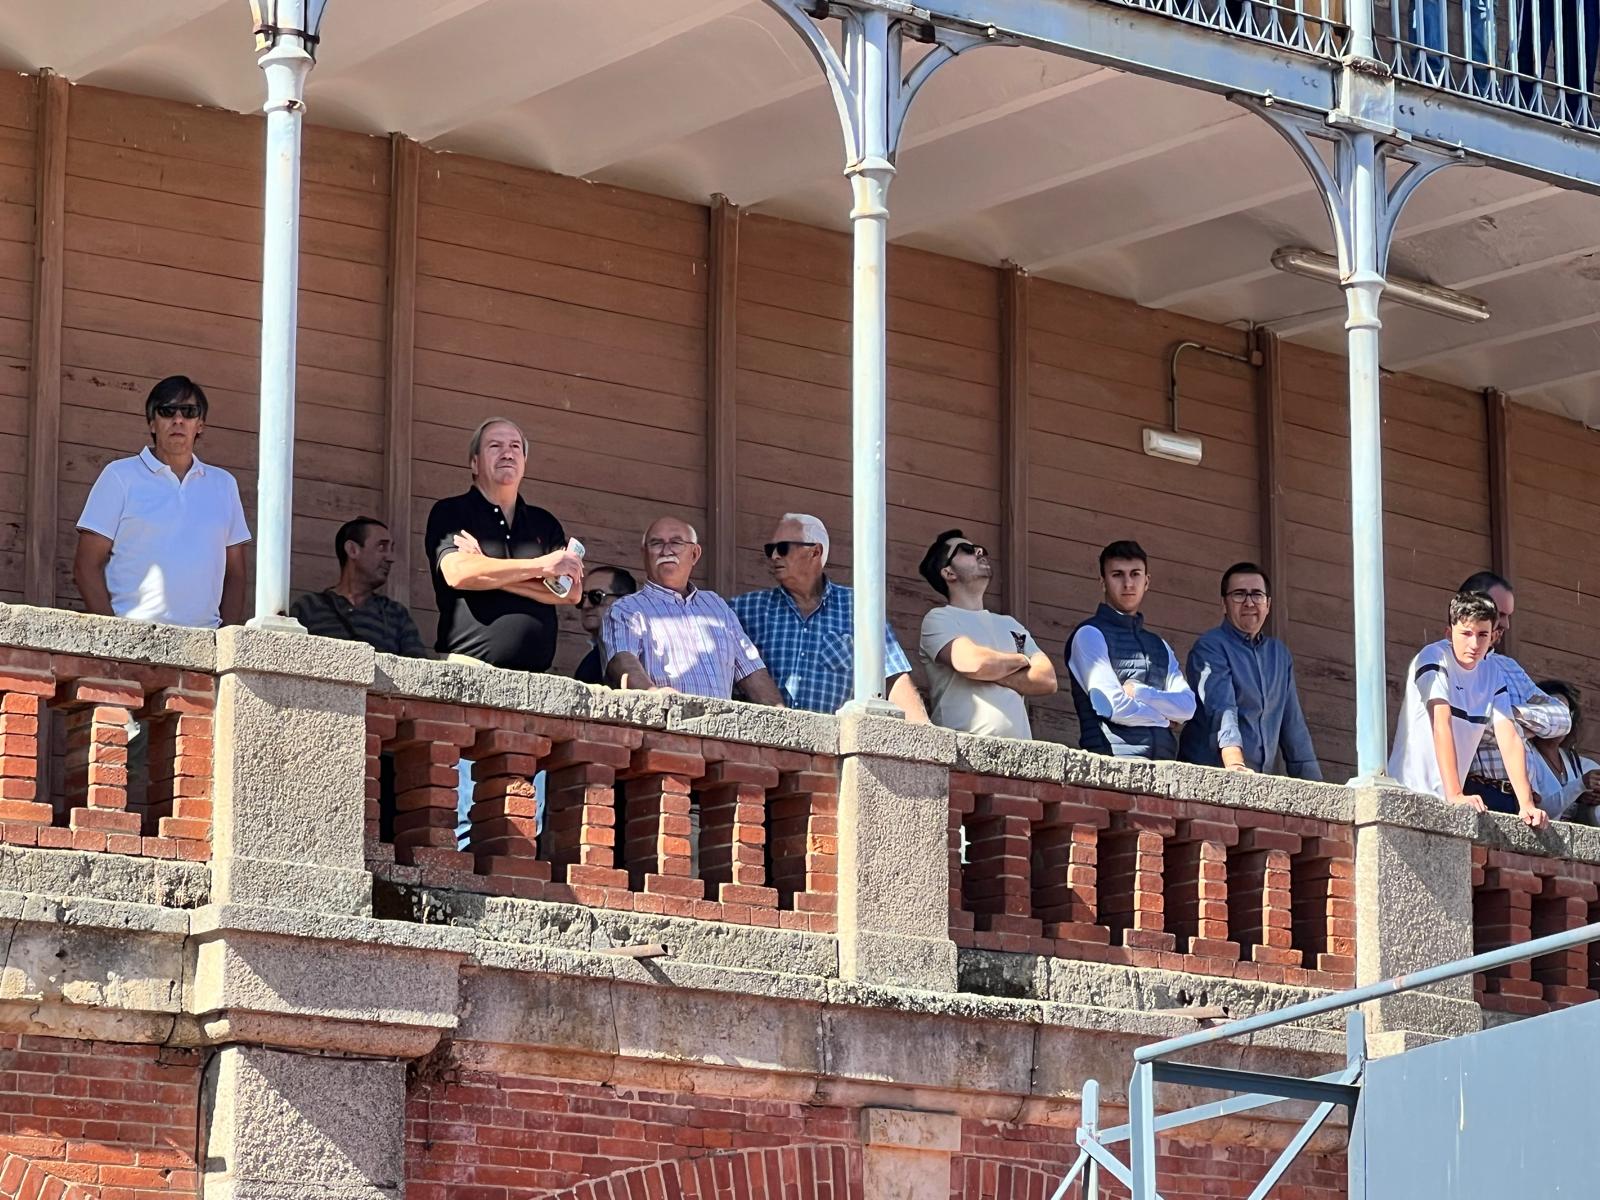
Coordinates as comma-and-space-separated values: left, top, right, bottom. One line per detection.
1458, 570, 1573, 814
731, 514, 928, 719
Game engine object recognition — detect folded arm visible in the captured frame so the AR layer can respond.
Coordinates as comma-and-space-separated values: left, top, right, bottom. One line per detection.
1067, 627, 1169, 726
937, 637, 1031, 682
1125, 643, 1196, 722
995, 651, 1057, 698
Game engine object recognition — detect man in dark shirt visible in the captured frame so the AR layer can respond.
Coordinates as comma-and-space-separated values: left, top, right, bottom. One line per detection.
290, 516, 427, 657
424, 417, 584, 670
575, 565, 637, 685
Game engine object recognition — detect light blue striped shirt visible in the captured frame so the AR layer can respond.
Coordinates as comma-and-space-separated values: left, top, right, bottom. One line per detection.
602, 581, 765, 699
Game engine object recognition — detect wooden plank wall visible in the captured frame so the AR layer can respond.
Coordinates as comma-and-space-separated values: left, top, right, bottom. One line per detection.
410, 152, 709, 671
0, 73, 34, 603
1509, 407, 1600, 761
50, 83, 389, 610
9, 75, 1600, 774
733, 214, 1003, 680
1026, 280, 1260, 744
1278, 345, 1494, 780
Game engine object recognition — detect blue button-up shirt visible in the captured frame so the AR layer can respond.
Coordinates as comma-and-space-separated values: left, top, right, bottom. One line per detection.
1179, 621, 1323, 780
731, 579, 913, 714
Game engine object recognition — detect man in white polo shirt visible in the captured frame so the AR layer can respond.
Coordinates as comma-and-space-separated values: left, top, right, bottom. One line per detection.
74, 375, 250, 628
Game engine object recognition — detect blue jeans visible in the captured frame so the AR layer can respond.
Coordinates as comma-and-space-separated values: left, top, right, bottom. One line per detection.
456, 760, 546, 849
1516, 0, 1600, 116
1410, 0, 1495, 87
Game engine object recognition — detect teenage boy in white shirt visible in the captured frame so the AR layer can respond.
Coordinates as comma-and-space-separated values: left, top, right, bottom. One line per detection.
917, 529, 1056, 739
1389, 590, 1547, 828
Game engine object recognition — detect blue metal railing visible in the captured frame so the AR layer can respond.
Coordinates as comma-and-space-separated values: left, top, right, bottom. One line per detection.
1376, 0, 1598, 126
1109, 0, 1350, 59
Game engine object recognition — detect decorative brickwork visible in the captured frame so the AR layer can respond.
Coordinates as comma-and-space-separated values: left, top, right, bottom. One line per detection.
949, 777, 1357, 988
1472, 843, 1600, 1015
0, 1034, 201, 1198
367, 695, 839, 930
0, 650, 211, 861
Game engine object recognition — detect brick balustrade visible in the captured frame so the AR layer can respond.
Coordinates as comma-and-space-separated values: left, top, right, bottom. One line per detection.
0, 647, 212, 861
948, 774, 1357, 988
1472, 843, 1600, 1016
365, 694, 839, 931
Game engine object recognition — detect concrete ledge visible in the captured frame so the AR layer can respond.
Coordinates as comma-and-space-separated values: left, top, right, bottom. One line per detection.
217, 626, 374, 685
956, 734, 1068, 782
0, 847, 209, 909
1068, 750, 1356, 823
670, 698, 840, 754
1353, 785, 1475, 836
0, 603, 217, 670
840, 714, 958, 764
376, 885, 840, 978
862, 1108, 961, 1151
1475, 810, 1600, 864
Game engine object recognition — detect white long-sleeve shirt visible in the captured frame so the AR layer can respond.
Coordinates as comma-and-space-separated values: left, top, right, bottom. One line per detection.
1067, 624, 1196, 727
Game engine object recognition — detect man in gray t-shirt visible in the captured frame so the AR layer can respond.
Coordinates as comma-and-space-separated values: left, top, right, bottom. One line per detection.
916, 529, 1056, 739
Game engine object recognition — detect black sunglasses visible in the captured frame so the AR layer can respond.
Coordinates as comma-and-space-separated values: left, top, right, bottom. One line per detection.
153, 403, 202, 420
944, 541, 985, 568
764, 540, 819, 558
577, 589, 617, 609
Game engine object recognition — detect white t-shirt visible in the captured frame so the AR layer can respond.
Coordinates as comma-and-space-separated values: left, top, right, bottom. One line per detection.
1388, 640, 1513, 799
919, 605, 1039, 740
76, 447, 251, 628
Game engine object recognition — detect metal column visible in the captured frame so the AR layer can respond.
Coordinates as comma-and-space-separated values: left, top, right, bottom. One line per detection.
248, 1, 322, 632
1249, 94, 1457, 781
763, 1, 997, 710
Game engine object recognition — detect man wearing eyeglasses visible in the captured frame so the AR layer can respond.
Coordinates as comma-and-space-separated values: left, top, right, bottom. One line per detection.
916, 529, 1055, 740
74, 375, 250, 628
1067, 540, 1195, 760
731, 514, 928, 719
1179, 562, 1321, 779
604, 516, 784, 703
574, 566, 637, 685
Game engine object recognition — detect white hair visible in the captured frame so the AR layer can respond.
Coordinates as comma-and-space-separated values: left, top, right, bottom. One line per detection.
780, 512, 829, 567
641, 520, 699, 548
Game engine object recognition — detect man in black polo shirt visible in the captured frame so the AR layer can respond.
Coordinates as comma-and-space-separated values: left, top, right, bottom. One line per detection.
425, 417, 584, 670
291, 516, 427, 657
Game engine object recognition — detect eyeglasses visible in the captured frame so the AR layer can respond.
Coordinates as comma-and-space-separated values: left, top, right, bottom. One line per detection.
645, 537, 695, 553
944, 541, 985, 568
764, 540, 819, 559
578, 589, 617, 609
1225, 589, 1270, 603
153, 403, 202, 420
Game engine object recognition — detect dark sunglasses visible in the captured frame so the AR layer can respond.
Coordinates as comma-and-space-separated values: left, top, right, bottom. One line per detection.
153, 403, 202, 420
764, 540, 819, 559
944, 541, 985, 568
577, 589, 617, 609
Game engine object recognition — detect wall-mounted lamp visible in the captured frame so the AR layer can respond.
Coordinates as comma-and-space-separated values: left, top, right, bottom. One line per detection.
1147, 339, 1262, 466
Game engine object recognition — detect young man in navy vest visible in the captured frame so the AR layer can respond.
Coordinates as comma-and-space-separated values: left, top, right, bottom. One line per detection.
1067, 540, 1195, 759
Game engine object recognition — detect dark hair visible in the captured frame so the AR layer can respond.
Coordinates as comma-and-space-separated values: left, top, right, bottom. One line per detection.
1536, 679, 1581, 753
1221, 561, 1271, 597
145, 375, 209, 422
1448, 590, 1499, 627
918, 529, 965, 599
592, 564, 638, 598
334, 517, 386, 569
1458, 570, 1511, 597
1099, 540, 1149, 575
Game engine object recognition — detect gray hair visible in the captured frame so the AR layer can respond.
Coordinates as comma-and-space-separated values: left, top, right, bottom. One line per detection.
780, 512, 829, 567
468, 417, 528, 460
641, 520, 699, 549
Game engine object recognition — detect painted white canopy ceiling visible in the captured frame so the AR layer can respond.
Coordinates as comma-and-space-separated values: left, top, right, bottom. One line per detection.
3, 0, 1598, 426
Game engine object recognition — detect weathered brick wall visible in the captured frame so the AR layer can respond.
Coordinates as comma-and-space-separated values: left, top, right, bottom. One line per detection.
405, 1070, 861, 1198
405, 1069, 1349, 1200
957, 1117, 1347, 1200
0, 1034, 200, 1198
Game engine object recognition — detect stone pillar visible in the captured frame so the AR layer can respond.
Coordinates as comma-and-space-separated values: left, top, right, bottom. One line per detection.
1353, 788, 1481, 1052
210, 628, 375, 915
203, 1046, 404, 1199
837, 714, 958, 991
861, 1107, 961, 1200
